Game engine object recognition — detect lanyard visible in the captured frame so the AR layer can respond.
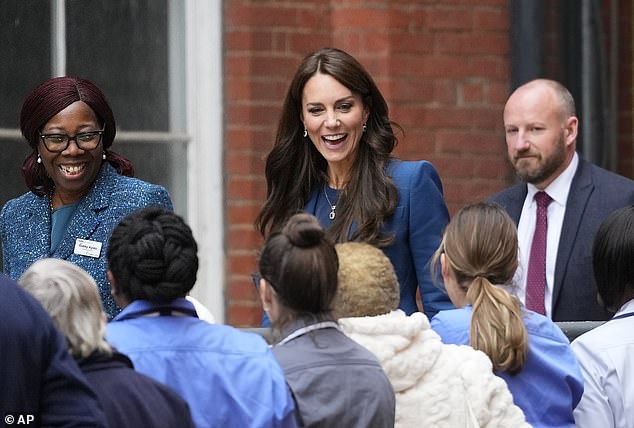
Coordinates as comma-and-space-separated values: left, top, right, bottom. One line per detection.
275, 321, 341, 347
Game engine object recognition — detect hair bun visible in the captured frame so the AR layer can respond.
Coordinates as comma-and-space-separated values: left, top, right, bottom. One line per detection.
282, 213, 325, 248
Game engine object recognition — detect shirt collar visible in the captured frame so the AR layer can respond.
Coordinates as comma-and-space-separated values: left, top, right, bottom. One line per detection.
112, 297, 198, 321
615, 298, 634, 317
527, 152, 578, 207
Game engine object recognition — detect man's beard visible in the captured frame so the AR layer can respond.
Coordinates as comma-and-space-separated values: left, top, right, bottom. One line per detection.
513, 133, 566, 185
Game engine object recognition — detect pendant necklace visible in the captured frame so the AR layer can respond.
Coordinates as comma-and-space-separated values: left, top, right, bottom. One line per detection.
323, 183, 337, 220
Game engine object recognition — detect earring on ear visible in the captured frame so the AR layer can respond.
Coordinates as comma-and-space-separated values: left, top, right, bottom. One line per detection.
102, 151, 107, 160
362, 123, 367, 132
37, 154, 42, 164
303, 128, 308, 138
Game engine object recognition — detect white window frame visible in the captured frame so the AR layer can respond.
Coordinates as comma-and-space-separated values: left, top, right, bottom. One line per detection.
184, 0, 224, 322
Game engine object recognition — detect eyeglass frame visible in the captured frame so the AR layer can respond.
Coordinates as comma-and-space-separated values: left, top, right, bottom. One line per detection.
38, 128, 105, 153
251, 271, 276, 290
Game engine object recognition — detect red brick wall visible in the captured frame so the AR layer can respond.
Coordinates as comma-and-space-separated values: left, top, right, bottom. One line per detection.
224, 0, 512, 326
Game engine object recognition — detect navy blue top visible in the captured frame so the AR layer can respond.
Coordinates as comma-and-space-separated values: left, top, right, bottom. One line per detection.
77, 351, 194, 428
0, 273, 108, 427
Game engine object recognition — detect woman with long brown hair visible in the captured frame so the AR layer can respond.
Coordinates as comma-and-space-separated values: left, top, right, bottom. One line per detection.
256, 47, 451, 323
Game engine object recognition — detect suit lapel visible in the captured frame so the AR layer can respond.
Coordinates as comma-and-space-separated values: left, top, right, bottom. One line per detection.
51, 165, 111, 259
552, 159, 592, 306
495, 184, 527, 225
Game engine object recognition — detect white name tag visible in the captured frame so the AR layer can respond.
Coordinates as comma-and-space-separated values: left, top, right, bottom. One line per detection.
74, 239, 102, 258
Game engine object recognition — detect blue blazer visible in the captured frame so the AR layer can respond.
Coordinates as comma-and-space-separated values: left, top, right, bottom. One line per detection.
0, 163, 173, 319
306, 159, 452, 319
489, 157, 634, 321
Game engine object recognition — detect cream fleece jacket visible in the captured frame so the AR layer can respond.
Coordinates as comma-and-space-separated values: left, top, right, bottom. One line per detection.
339, 310, 531, 428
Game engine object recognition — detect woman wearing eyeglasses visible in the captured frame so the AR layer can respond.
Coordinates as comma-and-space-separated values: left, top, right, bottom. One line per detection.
0, 76, 172, 319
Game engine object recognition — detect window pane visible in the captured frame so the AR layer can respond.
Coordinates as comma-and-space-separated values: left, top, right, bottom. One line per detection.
0, 1, 51, 128
65, 0, 169, 132
0, 138, 32, 206
111, 141, 187, 215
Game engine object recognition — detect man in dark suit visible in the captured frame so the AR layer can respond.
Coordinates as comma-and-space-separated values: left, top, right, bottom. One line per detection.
489, 78, 634, 321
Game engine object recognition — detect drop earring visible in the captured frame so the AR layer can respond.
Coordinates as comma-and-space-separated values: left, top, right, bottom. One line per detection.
102, 151, 107, 160
362, 123, 367, 132
303, 128, 308, 138
37, 154, 42, 164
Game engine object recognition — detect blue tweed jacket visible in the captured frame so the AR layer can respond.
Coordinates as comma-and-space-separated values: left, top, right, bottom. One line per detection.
0, 163, 173, 318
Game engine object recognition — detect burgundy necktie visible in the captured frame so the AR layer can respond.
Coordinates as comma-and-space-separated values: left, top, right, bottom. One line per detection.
526, 191, 552, 315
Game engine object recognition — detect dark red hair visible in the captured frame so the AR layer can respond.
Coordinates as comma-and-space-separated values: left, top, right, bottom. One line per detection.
20, 76, 134, 196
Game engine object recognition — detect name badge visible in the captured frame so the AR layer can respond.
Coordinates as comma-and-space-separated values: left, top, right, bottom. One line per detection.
74, 239, 102, 258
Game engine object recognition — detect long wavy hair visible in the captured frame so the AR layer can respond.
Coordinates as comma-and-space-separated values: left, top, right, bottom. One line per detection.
255, 48, 399, 247
20, 76, 134, 196
432, 202, 528, 374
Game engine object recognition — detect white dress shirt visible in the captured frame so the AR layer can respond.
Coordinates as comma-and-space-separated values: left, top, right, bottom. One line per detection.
516, 152, 579, 318
572, 299, 634, 428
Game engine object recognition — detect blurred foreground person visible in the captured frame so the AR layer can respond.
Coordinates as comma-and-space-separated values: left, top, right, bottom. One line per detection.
20, 258, 194, 428
0, 273, 107, 427
572, 205, 634, 428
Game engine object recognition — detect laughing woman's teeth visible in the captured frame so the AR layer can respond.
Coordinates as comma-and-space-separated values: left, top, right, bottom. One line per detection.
60, 164, 85, 175
323, 134, 346, 143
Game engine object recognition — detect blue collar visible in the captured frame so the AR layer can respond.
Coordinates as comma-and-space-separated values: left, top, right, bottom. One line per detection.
611, 312, 634, 321
112, 297, 198, 321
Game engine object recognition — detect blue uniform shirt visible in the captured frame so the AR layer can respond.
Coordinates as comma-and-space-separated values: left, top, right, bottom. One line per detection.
431, 305, 584, 428
107, 298, 297, 428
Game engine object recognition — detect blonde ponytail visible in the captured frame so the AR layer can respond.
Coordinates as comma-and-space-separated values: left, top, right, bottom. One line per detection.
436, 202, 530, 374
467, 276, 528, 374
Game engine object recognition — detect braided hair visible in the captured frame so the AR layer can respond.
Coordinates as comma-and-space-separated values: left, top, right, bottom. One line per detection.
107, 207, 198, 302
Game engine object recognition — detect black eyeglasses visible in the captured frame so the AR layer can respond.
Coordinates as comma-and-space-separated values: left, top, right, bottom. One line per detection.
39, 128, 105, 153
251, 272, 263, 289
251, 271, 277, 290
